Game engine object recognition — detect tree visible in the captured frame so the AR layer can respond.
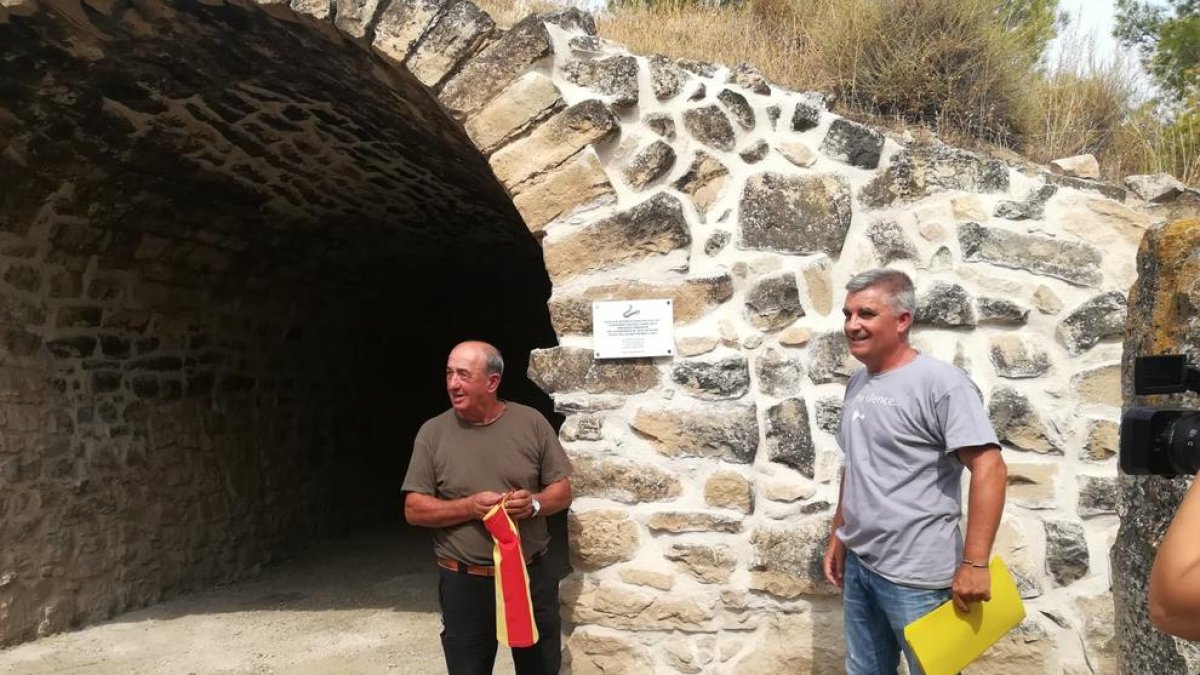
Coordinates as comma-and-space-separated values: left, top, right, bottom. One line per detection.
1116, 0, 1200, 101
995, 0, 1067, 66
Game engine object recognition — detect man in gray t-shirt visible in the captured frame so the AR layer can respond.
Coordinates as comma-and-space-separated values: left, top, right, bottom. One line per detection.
823, 269, 1007, 675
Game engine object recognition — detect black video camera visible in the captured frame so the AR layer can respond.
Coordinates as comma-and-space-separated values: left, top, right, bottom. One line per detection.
1120, 355, 1200, 476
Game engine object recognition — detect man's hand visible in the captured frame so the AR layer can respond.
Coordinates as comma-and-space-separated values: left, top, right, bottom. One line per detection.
824, 537, 847, 589
951, 564, 991, 612
504, 490, 535, 520
468, 491, 505, 519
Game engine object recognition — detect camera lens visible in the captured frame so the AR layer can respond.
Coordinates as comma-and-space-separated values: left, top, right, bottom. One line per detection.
1166, 412, 1200, 475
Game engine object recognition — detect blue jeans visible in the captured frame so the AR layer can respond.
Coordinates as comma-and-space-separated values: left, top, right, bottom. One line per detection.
843, 550, 951, 675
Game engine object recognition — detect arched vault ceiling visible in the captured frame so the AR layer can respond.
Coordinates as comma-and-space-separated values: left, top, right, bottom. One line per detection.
1, 0, 534, 285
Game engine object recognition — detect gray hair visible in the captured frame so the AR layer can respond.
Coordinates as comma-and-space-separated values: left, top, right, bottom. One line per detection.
482, 345, 505, 377
845, 268, 916, 316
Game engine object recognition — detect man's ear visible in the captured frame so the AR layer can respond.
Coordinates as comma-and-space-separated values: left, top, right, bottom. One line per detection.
487, 373, 502, 394
897, 310, 914, 333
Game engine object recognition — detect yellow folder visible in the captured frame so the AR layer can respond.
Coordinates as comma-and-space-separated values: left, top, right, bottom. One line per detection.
902, 556, 1026, 675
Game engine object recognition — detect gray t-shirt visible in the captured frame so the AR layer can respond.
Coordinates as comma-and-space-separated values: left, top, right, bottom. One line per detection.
836, 353, 1000, 588
402, 402, 571, 565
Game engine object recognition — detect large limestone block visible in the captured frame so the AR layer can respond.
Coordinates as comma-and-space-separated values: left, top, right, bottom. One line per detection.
989, 386, 1059, 454
1082, 418, 1118, 462
566, 581, 717, 631
743, 272, 803, 330
989, 334, 1051, 379
548, 273, 732, 335
1056, 291, 1127, 355
965, 620, 1058, 674
665, 543, 737, 583
372, 0, 443, 62
562, 55, 639, 106
571, 454, 682, 504
867, 219, 918, 265
732, 613, 844, 675
977, 296, 1030, 325
649, 55, 690, 101
632, 405, 759, 463
765, 398, 814, 477
1125, 173, 1186, 203
807, 331, 858, 384
993, 516, 1046, 599
662, 636, 716, 673
490, 100, 619, 189
1050, 154, 1100, 179
683, 105, 736, 151
1078, 475, 1117, 516
917, 281, 976, 327
1006, 463, 1060, 509
623, 140, 676, 190
404, 0, 494, 87
511, 150, 615, 231
672, 356, 751, 400
463, 72, 561, 153
1075, 594, 1118, 675
959, 222, 1102, 287
705, 470, 754, 514
566, 631, 655, 675
542, 193, 690, 282
620, 568, 675, 591
1044, 519, 1089, 586
528, 347, 658, 394
749, 517, 837, 597
740, 173, 853, 255
859, 144, 1009, 207
1072, 365, 1121, 407
819, 118, 885, 169
335, 0, 387, 38
717, 89, 755, 129
569, 510, 639, 570
802, 256, 834, 316
439, 10, 594, 116
646, 511, 744, 534
1056, 198, 1154, 291
672, 152, 729, 213
755, 348, 804, 397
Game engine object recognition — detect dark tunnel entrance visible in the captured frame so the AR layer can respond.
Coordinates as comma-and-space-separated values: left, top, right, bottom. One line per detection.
0, 0, 561, 643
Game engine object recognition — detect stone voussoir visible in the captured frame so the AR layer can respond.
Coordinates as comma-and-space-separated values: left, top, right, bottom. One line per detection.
542, 192, 690, 282
490, 99, 619, 190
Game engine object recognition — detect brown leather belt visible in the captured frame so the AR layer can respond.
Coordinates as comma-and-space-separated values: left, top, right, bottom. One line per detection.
437, 556, 495, 577
436, 551, 545, 577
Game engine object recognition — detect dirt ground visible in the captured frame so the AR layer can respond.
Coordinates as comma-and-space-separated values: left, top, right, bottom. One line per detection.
0, 526, 516, 674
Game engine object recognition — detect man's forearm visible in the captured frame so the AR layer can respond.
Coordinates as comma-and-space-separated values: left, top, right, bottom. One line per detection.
405, 493, 473, 528
536, 478, 571, 517
963, 454, 1006, 562
1149, 472, 1200, 639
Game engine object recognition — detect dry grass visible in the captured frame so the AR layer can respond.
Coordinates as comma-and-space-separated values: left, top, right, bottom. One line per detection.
470, 0, 1199, 187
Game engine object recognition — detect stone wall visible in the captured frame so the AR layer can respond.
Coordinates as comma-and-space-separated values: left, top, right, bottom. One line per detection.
1115, 220, 1200, 675
5, 0, 1200, 668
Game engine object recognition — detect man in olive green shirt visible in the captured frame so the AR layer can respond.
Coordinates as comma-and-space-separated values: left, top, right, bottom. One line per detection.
403, 341, 571, 675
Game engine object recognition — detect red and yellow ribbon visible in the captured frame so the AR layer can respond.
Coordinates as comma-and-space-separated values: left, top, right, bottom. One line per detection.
482, 497, 539, 648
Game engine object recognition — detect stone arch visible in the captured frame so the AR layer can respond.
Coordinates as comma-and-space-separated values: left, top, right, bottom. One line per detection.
0, 0, 584, 644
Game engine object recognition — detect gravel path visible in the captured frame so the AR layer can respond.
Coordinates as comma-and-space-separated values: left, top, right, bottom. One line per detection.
0, 526, 516, 674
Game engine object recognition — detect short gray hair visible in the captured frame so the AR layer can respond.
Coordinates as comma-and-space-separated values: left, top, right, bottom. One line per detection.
845, 269, 916, 316
482, 345, 505, 377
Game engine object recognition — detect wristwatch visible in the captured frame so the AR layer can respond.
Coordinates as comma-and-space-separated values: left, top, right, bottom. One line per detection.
531, 496, 542, 518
